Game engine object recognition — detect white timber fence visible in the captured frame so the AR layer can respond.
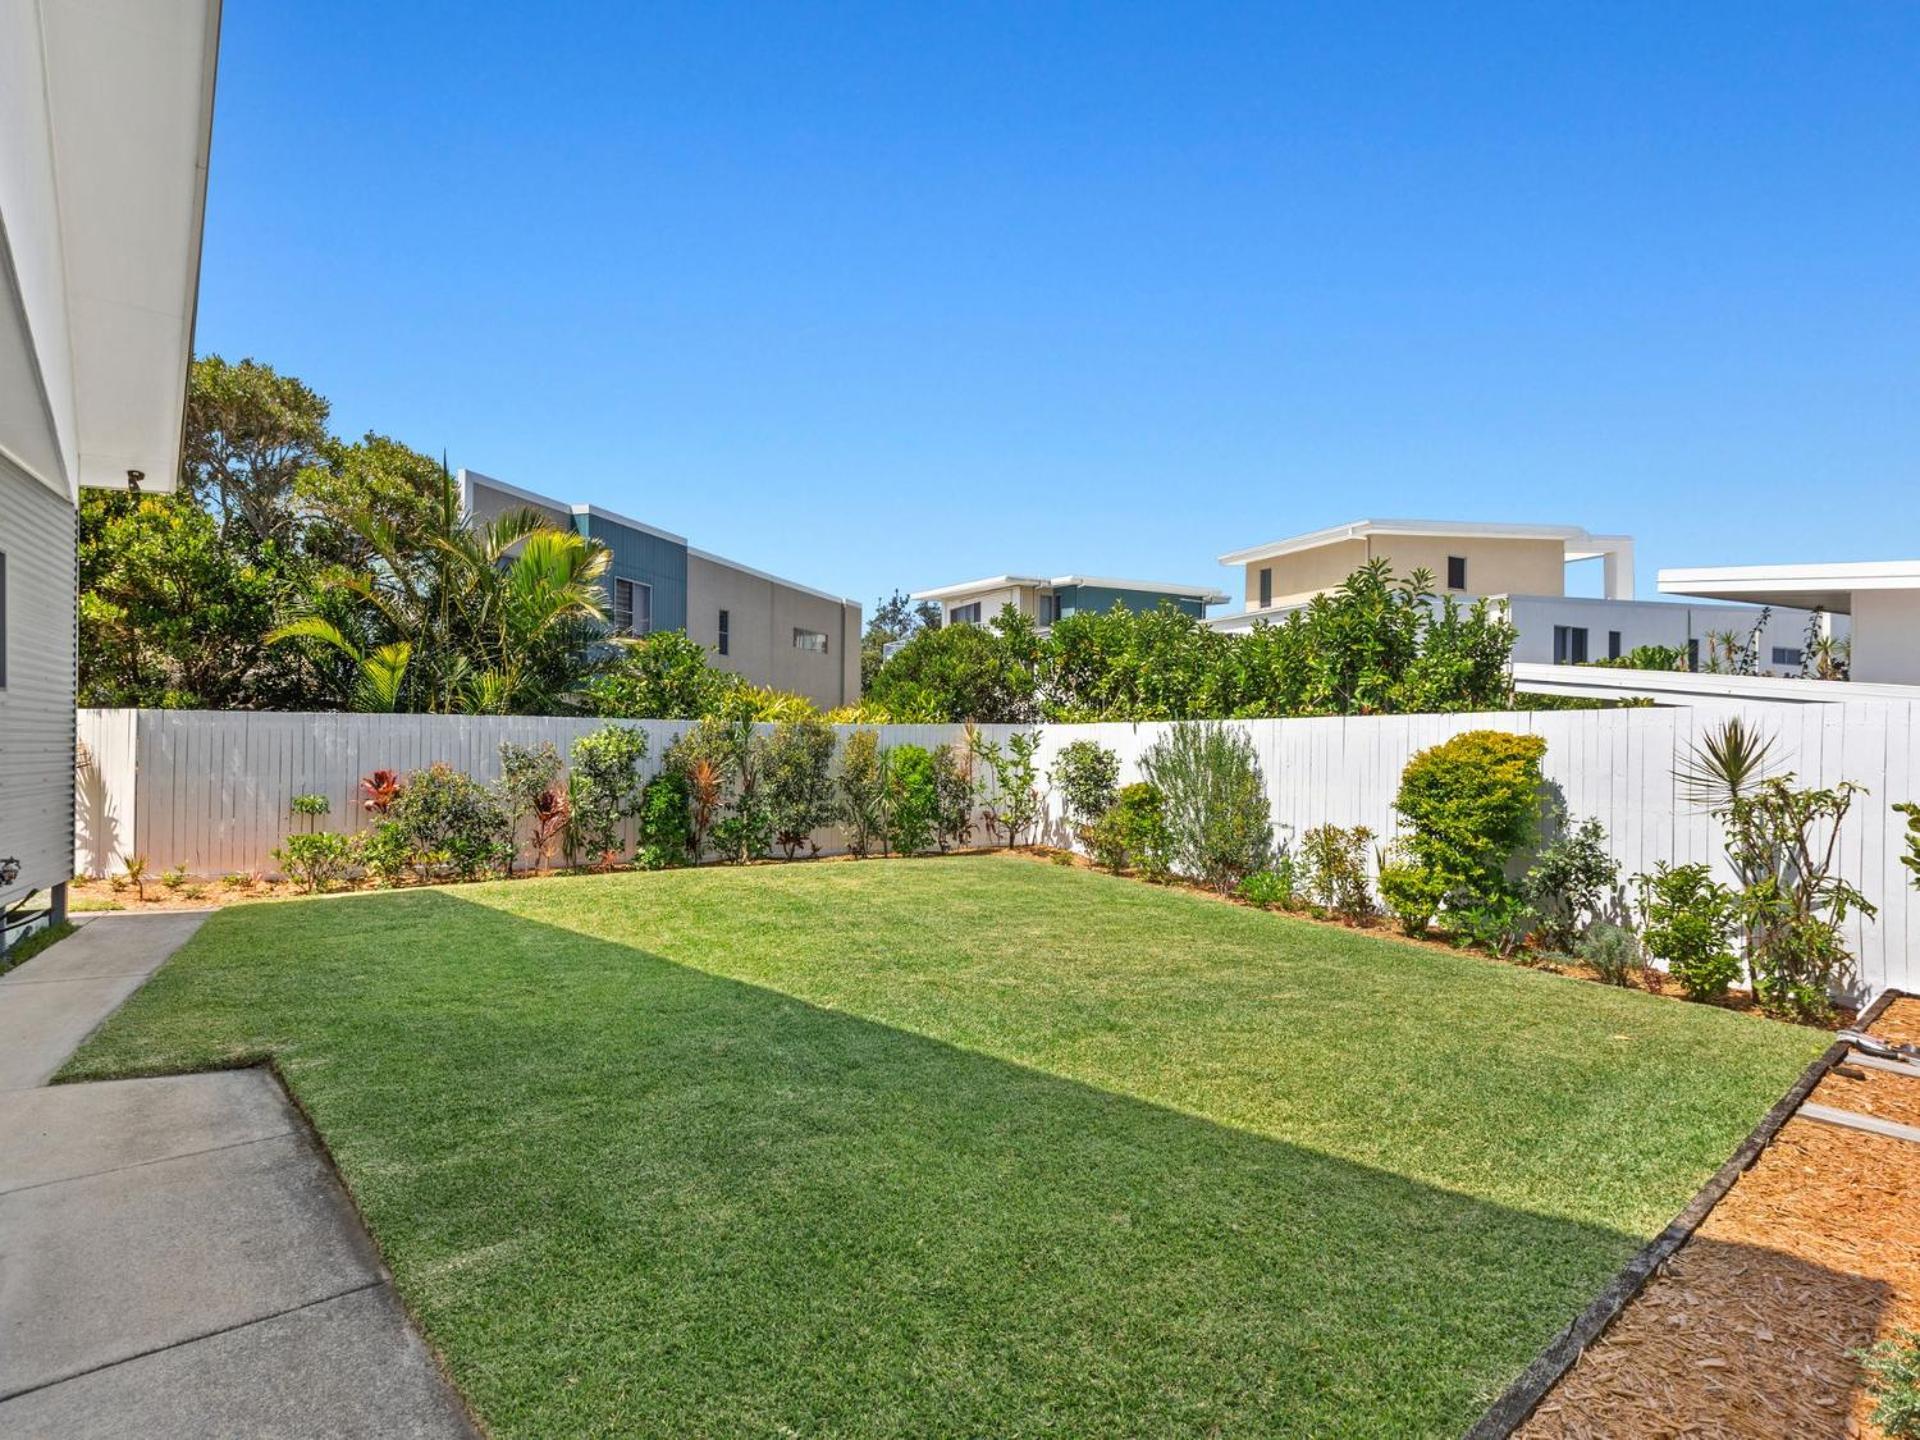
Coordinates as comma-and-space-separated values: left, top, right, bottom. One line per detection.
76, 701, 1920, 1001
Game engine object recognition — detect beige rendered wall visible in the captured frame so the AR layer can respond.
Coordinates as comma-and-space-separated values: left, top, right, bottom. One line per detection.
687, 554, 860, 707
1245, 534, 1567, 609
939, 583, 1035, 622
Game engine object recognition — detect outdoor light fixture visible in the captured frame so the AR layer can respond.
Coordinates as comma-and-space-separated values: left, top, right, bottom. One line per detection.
0, 858, 19, 887
125, 469, 143, 493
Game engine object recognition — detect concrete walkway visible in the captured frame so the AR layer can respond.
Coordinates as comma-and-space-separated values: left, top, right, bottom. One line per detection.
0, 915, 477, 1438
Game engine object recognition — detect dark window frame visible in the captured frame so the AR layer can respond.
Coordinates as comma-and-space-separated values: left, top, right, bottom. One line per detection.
1608, 630, 1622, 660
1553, 624, 1589, 665
718, 608, 730, 656
1446, 555, 1468, 591
793, 627, 829, 654
1258, 567, 1273, 608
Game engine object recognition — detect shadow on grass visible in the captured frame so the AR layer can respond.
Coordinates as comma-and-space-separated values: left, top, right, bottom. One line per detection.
56, 888, 1883, 1439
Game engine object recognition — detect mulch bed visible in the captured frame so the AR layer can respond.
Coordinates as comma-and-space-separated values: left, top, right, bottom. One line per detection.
1516, 995, 1920, 1439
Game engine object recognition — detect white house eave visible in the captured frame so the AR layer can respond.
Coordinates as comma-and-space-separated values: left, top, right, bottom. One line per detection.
1658, 561, 1920, 614
38, 0, 223, 496
913, 574, 1225, 605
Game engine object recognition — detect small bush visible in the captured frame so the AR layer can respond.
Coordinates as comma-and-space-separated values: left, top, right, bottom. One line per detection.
1391, 730, 1547, 937
1636, 862, 1742, 1000
637, 771, 694, 869
1859, 1329, 1920, 1440
885, 744, 940, 857
389, 763, 514, 882
161, 862, 189, 892
568, 725, 649, 865
1577, 921, 1644, 987
1236, 858, 1296, 909
357, 819, 413, 888
1450, 893, 1534, 958
1301, 824, 1375, 923
1089, 783, 1171, 879
1376, 839, 1444, 936
706, 718, 773, 864
971, 729, 1045, 848
273, 831, 354, 894
931, 742, 977, 852
764, 716, 837, 859
1140, 723, 1272, 892
1051, 740, 1120, 839
1523, 815, 1620, 953
837, 731, 888, 858
290, 793, 332, 822
360, 769, 403, 816
498, 741, 565, 868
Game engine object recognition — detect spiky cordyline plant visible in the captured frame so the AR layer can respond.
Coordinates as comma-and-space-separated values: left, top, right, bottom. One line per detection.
1674, 715, 1778, 814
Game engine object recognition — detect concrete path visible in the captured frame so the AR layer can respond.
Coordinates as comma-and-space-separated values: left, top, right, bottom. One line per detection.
0, 915, 477, 1438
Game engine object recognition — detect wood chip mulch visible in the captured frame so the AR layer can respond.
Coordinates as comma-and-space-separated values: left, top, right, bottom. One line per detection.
1517, 996, 1920, 1440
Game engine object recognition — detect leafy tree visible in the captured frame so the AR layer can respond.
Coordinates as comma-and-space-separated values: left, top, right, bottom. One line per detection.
78, 491, 288, 707
1050, 739, 1121, 834
884, 743, 940, 856
181, 355, 331, 547
867, 605, 1037, 722
585, 630, 738, 719
566, 726, 649, 866
970, 729, 1046, 847
836, 730, 888, 857
861, 589, 941, 690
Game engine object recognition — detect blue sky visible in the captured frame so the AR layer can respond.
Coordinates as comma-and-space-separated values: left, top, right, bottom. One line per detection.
196, 3, 1920, 612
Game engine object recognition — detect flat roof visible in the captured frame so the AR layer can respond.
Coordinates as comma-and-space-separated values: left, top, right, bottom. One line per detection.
911, 574, 1228, 604
1218, 519, 1631, 567
1658, 561, 1920, 614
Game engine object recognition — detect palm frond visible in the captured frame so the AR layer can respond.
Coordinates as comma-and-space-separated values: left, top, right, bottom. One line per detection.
1675, 715, 1778, 812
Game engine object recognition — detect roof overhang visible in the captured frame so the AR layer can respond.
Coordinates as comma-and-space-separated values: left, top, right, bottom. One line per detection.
1657, 561, 1920, 616
912, 574, 1226, 605
0, 0, 222, 501
1218, 519, 1624, 568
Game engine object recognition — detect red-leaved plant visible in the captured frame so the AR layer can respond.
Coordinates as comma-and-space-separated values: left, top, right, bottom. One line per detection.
361, 769, 404, 815
530, 786, 570, 873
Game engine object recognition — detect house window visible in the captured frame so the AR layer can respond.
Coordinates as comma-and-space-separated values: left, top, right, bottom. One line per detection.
950, 602, 983, 626
1258, 567, 1273, 608
1772, 646, 1803, 668
1687, 638, 1701, 672
1040, 593, 1063, 624
611, 578, 651, 636
1553, 625, 1589, 665
1446, 556, 1468, 591
793, 628, 828, 654
1608, 630, 1622, 660
718, 609, 730, 656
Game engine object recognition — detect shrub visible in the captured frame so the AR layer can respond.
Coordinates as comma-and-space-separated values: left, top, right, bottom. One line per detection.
971, 729, 1045, 848
1723, 777, 1875, 1022
764, 716, 837, 859
637, 771, 694, 869
389, 763, 514, 882
273, 831, 354, 894
1236, 858, 1296, 909
582, 629, 739, 719
161, 861, 188, 892
1577, 921, 1644, 987
357, 819, 413, 887
1636, 862, 1742, 1000
837, 730, 888, 858
1301, 824, 1376, 922
1450, 894, 1534, 958
885, 743, 940, 856
931, 742, 977, 852
122, 854, 149, 901
360, 769, 403, 816
1088, 783, 1171, 879
498, 741, 565, 870
1390, 730, 1547, 938
1140, 723, 1272, 892
664, 720, 739, 861
1051, 740, 1120, 838
1522, 815, 1620, 953
290, 793, 331, 828
567, 725, 649, 866
1859, 1330, 1920, 1440
705, 719, 772, 864
1376, 839, 1444, 935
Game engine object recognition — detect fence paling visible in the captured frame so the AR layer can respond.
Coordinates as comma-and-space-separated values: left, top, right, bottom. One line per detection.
75, 703, 1920, 1000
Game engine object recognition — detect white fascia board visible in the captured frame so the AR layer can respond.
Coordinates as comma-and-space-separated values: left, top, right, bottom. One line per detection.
909, 575, 1046, 602
43, 0, 222, 495
1510, 661, 1919, 706
688, 546, 857, 607
1218, 518, 1603, 567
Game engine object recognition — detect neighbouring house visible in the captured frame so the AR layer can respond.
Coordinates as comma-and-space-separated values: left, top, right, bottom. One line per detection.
909, 575, 1227, 630
458, 471, 862, 708
1659, 560, 1920, 686
1210, 518, 1834, 670
0, 0, 221, 945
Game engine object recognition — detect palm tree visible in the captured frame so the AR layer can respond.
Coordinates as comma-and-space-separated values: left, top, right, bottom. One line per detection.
1674, 715, 1777, 813
264, 618, 412, 712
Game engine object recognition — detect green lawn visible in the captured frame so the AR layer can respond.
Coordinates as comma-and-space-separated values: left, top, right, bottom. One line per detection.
62, 856, 1824, 1438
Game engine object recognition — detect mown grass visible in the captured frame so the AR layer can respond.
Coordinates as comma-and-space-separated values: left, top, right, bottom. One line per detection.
62, 856, 1825, 1438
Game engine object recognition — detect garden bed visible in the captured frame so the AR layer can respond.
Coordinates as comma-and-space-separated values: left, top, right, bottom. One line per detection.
1513, 994, 1920, 1439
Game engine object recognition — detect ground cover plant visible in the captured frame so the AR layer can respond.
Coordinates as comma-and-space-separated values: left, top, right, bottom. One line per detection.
63, 857, 1823, 1439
